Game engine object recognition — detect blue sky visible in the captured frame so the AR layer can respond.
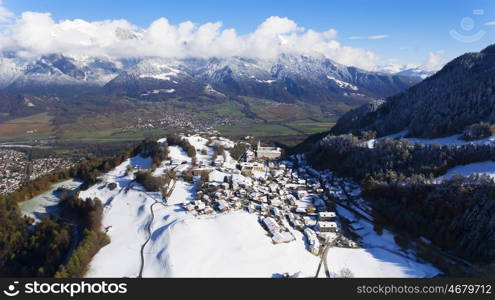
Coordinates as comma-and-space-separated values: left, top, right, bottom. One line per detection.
3, 0, 495, 67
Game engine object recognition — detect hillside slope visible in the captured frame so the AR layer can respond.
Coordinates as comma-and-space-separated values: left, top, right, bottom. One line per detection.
331, 44, 495, 138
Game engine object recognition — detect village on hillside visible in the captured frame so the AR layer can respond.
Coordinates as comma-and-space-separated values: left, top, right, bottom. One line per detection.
67, 129, 440, 278
145, 131, 362, 257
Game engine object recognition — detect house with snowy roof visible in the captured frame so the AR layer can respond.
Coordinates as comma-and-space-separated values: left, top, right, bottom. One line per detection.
318, 221, 337, 232
318, 211, 337, 221
262, 217, 280, 233
255, 140, 282, 160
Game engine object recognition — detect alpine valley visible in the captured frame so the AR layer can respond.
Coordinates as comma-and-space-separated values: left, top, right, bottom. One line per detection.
2, 1, 495, 280
0, 52, 420, 145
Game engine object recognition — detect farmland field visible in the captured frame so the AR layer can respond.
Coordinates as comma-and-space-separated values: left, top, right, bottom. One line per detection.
0, 113, 54, 140
0, 98, 336, 148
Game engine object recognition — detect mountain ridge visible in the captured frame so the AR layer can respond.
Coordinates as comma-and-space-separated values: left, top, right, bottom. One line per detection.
0, 53, 419, 108
330, 44, 495, 138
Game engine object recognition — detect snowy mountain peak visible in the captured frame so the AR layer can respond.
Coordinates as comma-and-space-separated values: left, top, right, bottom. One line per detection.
0, 53, 420, 105
0, 57, 22, 88
375, 63, 437, 79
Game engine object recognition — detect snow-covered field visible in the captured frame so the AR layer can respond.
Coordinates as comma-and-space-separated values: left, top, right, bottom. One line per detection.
82, 158, 318, 277
185, 135, 213, 166
333, 205, 438, 278
144, 211, 320, 277
379, 130, 495, 146
19, 179, 81, 222
439, 161, 495, 180
78, 135, 440, 278
168, 146, 191, 163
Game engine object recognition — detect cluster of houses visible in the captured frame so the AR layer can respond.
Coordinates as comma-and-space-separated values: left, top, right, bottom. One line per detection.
0, 149, 27, 194
145, 133, 364, 256
130, 112, 237, 132
175, 137, 363, 256
0, 149, 74, 195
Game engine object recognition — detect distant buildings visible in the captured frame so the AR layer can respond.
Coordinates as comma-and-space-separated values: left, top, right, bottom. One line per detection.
0, 149, 75, 195
255, 141, 282, 160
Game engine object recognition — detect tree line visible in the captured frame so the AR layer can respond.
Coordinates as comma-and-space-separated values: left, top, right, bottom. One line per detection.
165, 134, 196, 159
132, 137, 169, 170
0, 137, 166, 277
0, 196, 71, 276
309, 134, 495, 272
309, 134, 495, 182
54, 193, 109, 278
363, 174, 495, 272
0, 191, 108, 277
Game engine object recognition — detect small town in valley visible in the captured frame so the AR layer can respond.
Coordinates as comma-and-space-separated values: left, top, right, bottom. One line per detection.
0, 148, 75, 195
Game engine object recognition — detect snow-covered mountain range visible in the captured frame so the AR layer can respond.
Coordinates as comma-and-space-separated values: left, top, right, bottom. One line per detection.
374, 63, 436, 80
0, 53, 420, 105
0, 54, 124, 94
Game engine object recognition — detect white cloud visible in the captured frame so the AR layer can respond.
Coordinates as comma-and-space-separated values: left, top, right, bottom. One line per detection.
0, 0, 14, 23
0, 7, 381, 69
369, 34, 389, 40
421, 50, 445, 71
349, 34, 390, 40
485, 21, 495, 26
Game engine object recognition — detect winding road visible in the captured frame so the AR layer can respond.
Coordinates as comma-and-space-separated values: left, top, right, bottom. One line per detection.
137, 201, 160, 278
322, 243, 332, 278
136, 183, 175, 278
314, 242, 332, 278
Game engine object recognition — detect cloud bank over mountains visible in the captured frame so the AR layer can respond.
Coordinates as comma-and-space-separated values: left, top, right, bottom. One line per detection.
0, 2, 378, 70
0, 2, 443, 71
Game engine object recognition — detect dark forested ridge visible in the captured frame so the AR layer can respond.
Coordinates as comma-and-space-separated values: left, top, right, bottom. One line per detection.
363, 176, 495, 266
303, 45, 495, 274
308, 134, 495, 274
309, 135, 495, 181
331, 44, 495, 138
0, 198, 70, 276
